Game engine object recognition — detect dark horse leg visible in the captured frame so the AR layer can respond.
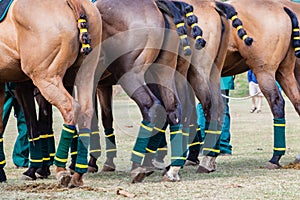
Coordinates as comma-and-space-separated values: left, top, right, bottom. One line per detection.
262, 49, 300, 168
34, 88, 55, 177
0, 83, 7, 182
14, 81, 44, 180
97, 85, 116, 172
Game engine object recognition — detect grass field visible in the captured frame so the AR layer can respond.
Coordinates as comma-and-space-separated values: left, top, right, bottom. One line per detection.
0, 88, 299, 199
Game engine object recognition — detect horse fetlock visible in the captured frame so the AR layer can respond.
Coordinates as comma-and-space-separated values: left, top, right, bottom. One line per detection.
35, 166, 50, 179
101, 157, 116, 172
162, 166, 180, 182
21, 167, 37, 180
152, 158, 166, 170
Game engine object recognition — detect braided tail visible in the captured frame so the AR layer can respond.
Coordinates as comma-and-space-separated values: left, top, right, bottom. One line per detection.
183, 4, 206, 50
215, 1, 253, 46
284, 7, 300, 58
67, 0, 92, 55
155, 0, 192, 56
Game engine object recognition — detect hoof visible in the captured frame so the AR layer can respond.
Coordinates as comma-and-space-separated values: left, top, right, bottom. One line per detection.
131, 167, 146, 183
35, 166, 49, 179
87, 165, 99, 173
56, 169, 71, 187
21, 167, 37, 180
196, 165, 213, 173
152, 159, 165, 170
101, 164, 115, 172
69, 172, 83, 188
196, 156, 216, 173
185, 159, 199, 167
162, 166, 180, 182
0, 168, 7, 182
264, 162, 281, 170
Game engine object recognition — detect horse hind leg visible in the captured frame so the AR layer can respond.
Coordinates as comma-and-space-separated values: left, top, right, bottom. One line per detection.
97, 85, 116, 172
0, 83, 7, 182
254, 70, 285, 169
117, 69, 166, 183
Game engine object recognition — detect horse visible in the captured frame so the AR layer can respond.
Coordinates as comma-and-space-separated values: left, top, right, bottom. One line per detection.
0, 0, 102, 188
221, 0, 300, 169
90, 0, 206, 182
93, 0, 254, 180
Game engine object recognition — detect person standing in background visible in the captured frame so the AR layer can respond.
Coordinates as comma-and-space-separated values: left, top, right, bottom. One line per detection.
247, 69, 264, 113
186, 75, 235, 165
2, 83, 29, 168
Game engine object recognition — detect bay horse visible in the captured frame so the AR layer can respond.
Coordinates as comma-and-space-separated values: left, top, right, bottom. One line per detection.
159, 0, 253, 174
221, 0, 300, 169
94, 0, 254, 180
91, 0, 205, 182
0, 0, 102, 188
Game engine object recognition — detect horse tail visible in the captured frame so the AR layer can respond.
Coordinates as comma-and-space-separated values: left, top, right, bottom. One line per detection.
284, 7, 300, 58
67, 0, 92, 55
215, 1, 253, 46
172, 2, 206, 50
155, 0, 192, 56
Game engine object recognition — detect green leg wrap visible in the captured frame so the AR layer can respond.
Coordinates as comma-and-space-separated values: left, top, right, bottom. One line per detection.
104, 128, 117, 158
143, 125, 167, 166
202, 121, 221, 157
155, 124, 168, 161
0, 135, 5, 168
170, 124, 185, 166
90, 130, 101, 159
146, 126, 166, 154
40, 133, 50, 167
47, 132, 55, 166
75, 129, 90, 174
131, 120, 153, 164
28, 137, 43, 168
182, 127, 189, 158
273, 118, 286, 156
54, 124, 76, 168
188, 124, 201, 152
70, 134, 78, 165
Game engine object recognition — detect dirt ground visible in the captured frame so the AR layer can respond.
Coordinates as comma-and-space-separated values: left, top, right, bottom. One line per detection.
0, 92, 299, 199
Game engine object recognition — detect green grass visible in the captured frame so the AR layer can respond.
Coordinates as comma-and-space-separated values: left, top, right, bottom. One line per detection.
0, 92, 299, 199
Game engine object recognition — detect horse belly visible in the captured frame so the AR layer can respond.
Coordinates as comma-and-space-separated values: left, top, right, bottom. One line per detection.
0, 64, 28, 82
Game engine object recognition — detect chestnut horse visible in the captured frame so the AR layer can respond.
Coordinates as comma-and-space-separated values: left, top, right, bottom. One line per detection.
221, 0, 300, 169
0, 0, 102, 187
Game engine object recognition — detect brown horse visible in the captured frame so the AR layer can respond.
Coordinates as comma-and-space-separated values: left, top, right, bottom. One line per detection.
92, 0, 203, 182
94, 0, 253, 180
221, 0, 300, 169
0, 0, 102, 187
164, 0, 253, 173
